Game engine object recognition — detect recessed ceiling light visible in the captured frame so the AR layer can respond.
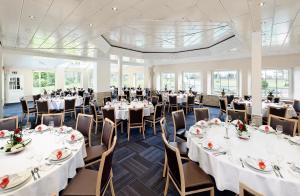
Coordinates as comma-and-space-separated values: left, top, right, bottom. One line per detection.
28, 15, 35, 19
259, 2, 265, 6
112, 7, 118, 11
89, 23, 93, 27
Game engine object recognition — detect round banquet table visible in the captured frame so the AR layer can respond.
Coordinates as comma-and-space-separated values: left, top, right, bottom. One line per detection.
0, 130, 86, 196
231, 101, 297, 118
103, 101, 154, 120
187, 123, 300, 196
45, 96, 83, 110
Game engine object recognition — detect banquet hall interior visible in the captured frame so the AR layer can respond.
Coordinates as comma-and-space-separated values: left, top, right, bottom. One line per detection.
1, 0, 300, 196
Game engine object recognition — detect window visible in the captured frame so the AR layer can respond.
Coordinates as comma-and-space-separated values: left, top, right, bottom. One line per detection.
261, 69, 290, 97
64, 71, 82, 89
135, 72, 144, 88
33, 71, 55, 94
122, 64, 144, 88
110, 63, 119, 87
122, 74, 130, 88
183, 72, 201, 92
161, 73, 176, 91
212, 70, 238, 95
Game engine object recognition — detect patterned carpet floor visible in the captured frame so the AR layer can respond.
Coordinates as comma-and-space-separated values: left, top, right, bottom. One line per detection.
4, 103, 234, 196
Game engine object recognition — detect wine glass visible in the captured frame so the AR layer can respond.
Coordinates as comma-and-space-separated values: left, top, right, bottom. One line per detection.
49, 121, 55, 132
276, 125, 283, 136
227, 115, 232, 124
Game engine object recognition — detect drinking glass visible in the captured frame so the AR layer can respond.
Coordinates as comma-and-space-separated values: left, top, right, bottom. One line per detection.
49, 121, 55, 132
227, 115, 232, 124
276, 125, 283, 136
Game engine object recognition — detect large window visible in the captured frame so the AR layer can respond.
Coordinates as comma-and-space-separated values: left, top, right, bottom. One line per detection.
261, 69, 290, 97
212, 70, 238, 95
135, 73, 144, 88
110, 63, 119, 87
33, 71, 55, 94
122, 65, 144, 88
64, 71, 82, 89
183, 72, 201, 92
161, 73, 176, 91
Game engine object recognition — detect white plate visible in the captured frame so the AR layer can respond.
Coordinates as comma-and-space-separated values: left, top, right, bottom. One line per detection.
210, 118, 221, 125
57, 126, 73, 133
245, 157, 272, 173
66, 132, 83, 143
196, 120, 208, 127
190, 126, 203, 136
258, 125, 275, 133
289, 136, 300, 145
202, 141, 220, 151
237, 131, 251, 140
0, 170, 31, 191
49, 148, 72, 161
34, 124, 48, 132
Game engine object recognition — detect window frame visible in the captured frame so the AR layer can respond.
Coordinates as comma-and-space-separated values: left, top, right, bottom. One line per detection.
211, 70, 239, 96
182, 72, 202, 92
160, 72, 176, 91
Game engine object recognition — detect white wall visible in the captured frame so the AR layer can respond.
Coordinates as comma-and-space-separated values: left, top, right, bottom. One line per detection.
153, 53, 300, 99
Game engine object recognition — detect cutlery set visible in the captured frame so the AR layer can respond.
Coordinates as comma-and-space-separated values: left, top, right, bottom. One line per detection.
272, 165, 283, 178
31, 168, 40, 181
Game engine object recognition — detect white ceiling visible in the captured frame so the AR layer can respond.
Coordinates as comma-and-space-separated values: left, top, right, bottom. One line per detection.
0, 0, 300, 60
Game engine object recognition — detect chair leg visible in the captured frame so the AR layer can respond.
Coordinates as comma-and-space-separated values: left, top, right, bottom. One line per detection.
163, 154, 167, 177
121, 122, 123, 133
95, 121, 98, 134
142, 127, 145, 139
210, 188, 215, 196
153, 122, 156, 135
164, 172, 169, 196
127, 126, 130, 141
110, 178, 116, 196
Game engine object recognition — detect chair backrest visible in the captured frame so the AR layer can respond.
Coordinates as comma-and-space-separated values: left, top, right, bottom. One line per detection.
187, 96, 195, 105
78, 90, 84, 97
118, 95, 127, 101
96, 137, 117, 196
103, 97, 112, 105
233, 102, 246, 110
267, 96, 273, 102
37, 101, 49, 114
0, 116, 18, 130
244, 95, 251, 100
169, 95, 177, 105
154, 104, 163, 120
172, 110, 186, 133
128, 108, 143, 125
160, 117, 168, 139
219, 98, 227, 112
158, 94, 163, 102
273, 97, 280, 103
151, 96, 159, 107
239, 182, 264, 196
90, 102, 98, 120
269, 106, 287, 118
124, 91, 130, 100
20, 99, 29, 113
194, 108, 209, 122
101, 118, 115, 147
41, 113, 63, 127
102, 107, 116, 123
75, 114, 93, 146
136, 90, 143, 96
199, 94, 204, 103
227, 95, 234, 105
162, 133, 184, 192
83, 96, 91, 106
64, 99, 76, 111
227, 109, 247, 123
33, 94, 41, 104
293, 100, 300, 113
268, 115, 297, 136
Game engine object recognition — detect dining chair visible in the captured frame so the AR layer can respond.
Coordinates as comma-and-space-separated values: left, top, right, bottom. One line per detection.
78, 90, 85, 97
244, 95, 251, 101
195, 94, 204, 107
293, 99, 300, 116
157, 93, 163, 104
36, 100, 50, 124
128, 108, 144, 141
267, 96, 273, 102
0, 116, 18, 130
227, 109, 247, 123
160, 118, 188, 177
32, 94, 41, 106
144, 104, 163, 135
219, 98, 227, 118
151, 96, 159, 107
172, 110, 187, 141
103, 97, 112, 106
62, 136, 117, 196
226, 95, 234, 106
118, 95, 127, 101
76, 113, 93, 147
269, 106, 287, 118
162, 133, 214, 196
273, 97, 280, 103
84, 118, 115, 167
64, 99, 76, 119
102, 107, 123, 135
182, 96, 195, 114
41, 113, 63, 127
89, 103, 103, 134
79, 96, 91, 114
169, 95, 178, 112
194, 108, 210, 123
124, 90, 130, 101
136, 90, 143, 96
268, 115, 298, 136
20, 98, 37, 124
233, 102, 246, 110
239, 182, 264, 196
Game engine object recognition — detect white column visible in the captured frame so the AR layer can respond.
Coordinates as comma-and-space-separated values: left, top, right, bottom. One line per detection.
96, 59, 111, 93
0, 49, 4, 118
118, 57, 123, 94
55, 67, 65, 90
251, 32, 262, 116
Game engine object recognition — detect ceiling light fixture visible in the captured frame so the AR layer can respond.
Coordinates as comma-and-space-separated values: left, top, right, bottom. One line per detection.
89, 23, 93, 27
112, 7, 118, 11
28, 15, 35, 19
259, 2, 265, 6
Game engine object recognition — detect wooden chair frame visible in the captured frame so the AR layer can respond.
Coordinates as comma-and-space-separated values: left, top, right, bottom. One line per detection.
172, 110, 186, 142
239, 182, 263, 196
162, 134, 214, 196
0, 116, 18, 130
36, 101, 50, 124
75, 113, 93, 147
168, 95, 179, 112
227, 109, 247, 124
127, 108, 144, 141
268, 106, 287, 118
41, 113, 63, 127
268, 114, 298, 136
64, 99, 77, 119
219, 98, 228, 117
144, 104, 163, 135
21, 99, 36, 124
101, 107, 123, 136
90, 103, 103, 134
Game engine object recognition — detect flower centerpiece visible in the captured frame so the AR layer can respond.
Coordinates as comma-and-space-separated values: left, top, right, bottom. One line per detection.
236, 121, 250, 139
2, 128, 31, 153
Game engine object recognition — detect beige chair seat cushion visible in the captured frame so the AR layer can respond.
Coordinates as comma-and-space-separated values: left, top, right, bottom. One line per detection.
62, 168, 97, 196
84, 144, 107, 164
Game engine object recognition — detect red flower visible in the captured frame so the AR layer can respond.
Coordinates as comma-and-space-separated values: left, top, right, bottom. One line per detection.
14, 128, 21, 135
196, 128, 201, 135
258, 160, 266, 170
71, 134, 75, 141
38, 126, 42, 132
0, 176, 9, 189
56, 150, 63, 160
15, 137, 22, 143
0, 131, 4, 138
208, 142, 213, 149
239, 124, 243, 130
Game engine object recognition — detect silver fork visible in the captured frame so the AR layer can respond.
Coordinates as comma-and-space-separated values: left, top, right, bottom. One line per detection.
274, 165, 283, 178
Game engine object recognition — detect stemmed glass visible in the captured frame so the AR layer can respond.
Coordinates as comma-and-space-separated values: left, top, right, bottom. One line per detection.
276, 125, 283, 137
49, 121, 54, 132
224, 115, 232, 139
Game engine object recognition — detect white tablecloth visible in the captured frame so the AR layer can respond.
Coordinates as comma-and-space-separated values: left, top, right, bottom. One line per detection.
0, 130, 86, 196
187, 124, 300, 196
231, 101, 297, 118
46, 97, 83, 110
103, 101, 154, 120
162, 93, 187, 104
